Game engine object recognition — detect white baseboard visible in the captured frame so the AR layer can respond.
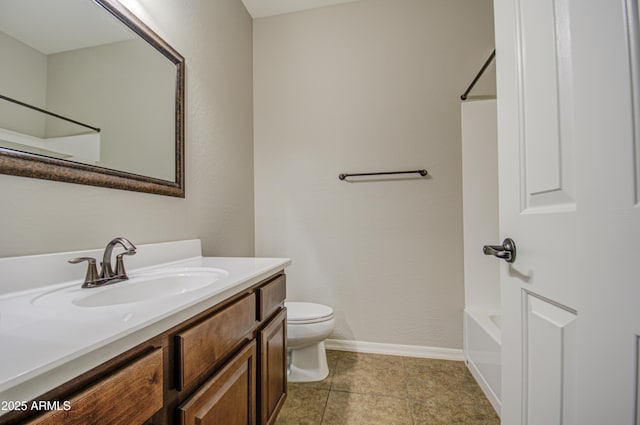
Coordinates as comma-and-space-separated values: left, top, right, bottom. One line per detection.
325, 339, 464, 361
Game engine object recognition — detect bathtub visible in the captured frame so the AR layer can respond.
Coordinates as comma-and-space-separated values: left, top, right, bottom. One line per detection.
464, 309, 501, 415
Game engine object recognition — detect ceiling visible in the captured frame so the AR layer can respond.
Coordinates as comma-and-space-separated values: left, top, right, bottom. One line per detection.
0, 0, 359, 54
242, 0, 359, 18
0, 0, 134, 55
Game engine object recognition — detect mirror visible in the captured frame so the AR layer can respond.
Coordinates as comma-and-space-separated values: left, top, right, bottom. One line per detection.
0, 0, 185, 197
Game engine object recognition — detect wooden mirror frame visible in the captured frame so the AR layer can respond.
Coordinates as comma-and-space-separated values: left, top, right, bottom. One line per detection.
0, 0, 185, 197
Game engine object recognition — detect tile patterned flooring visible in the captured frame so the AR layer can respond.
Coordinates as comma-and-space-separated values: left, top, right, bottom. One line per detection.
275, 350, 499, 425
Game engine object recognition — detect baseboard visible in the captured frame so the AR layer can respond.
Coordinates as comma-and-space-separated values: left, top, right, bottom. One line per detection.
325, 339, 464, 361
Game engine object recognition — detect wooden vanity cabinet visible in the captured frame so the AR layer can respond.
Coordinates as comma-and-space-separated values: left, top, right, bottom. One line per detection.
24, 348, 164, 425
258, 308, 287, 425
178, 341, 257, 425
176, 273, 287, 425
257, 275, 286, 321
4, 272, 287, 425
175, 293, 257, 391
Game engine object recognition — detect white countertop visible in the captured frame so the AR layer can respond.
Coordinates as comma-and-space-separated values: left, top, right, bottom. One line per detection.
0, 240, 290, 411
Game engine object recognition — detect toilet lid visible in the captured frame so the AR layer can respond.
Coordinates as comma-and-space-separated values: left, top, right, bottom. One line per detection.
286, 301, 334, 324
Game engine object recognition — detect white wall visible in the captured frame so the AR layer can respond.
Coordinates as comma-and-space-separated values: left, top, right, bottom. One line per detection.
254, 0, 495, 349
0, 0, 255, 259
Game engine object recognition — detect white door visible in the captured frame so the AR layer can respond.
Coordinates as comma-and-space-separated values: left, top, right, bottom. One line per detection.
493, 0, 640, 424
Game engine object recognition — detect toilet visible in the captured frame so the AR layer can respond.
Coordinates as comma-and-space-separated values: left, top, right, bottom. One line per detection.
285, 301, 335, 382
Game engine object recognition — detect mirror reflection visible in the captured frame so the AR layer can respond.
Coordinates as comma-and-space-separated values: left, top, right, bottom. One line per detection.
0, 0, 178, 183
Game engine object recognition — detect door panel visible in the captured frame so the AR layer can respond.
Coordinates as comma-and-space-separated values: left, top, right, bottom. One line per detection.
524, 293, 576, 425
626, 0, 640, 205
518, 0, 575, 211
495, 0, 640, 423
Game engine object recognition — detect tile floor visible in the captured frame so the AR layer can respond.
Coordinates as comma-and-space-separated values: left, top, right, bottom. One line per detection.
275, 350, 499, 425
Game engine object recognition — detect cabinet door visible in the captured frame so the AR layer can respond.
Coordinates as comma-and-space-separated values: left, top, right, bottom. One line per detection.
178, 341, 256, 425
258, 308, 287, 425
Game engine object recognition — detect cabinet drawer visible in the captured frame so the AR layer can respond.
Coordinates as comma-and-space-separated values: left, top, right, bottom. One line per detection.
177, 293, 256, 390
27, 348, 163, 425
257, 275, 286, 322
178, 340, 256, 425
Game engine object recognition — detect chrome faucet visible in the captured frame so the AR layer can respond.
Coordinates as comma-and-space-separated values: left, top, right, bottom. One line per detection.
69, 237, 137, 288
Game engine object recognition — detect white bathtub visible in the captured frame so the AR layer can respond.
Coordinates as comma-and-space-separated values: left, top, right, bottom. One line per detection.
464, 309, 501, 415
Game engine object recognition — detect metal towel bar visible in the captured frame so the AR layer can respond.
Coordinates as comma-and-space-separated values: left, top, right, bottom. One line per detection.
338, 169, 428, 180
0, 94, 101, 133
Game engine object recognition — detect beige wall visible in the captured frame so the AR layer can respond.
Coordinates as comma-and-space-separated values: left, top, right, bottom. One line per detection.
46, 39, 176, 180
0, 0, 255, 259
254, 0, 495, 349
0, 31, 47, 138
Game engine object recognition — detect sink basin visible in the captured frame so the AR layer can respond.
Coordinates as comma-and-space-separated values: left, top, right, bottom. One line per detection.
32, 267, 229, 307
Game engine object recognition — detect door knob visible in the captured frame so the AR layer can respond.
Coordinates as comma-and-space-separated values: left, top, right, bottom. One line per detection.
483, 238, 516, 263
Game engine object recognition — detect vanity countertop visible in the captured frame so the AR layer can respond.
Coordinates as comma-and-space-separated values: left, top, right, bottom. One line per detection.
0, 240, 290, 409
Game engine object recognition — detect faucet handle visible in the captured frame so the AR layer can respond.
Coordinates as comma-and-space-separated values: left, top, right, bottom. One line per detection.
114, 249, 136, 279
68, 257, 100, 288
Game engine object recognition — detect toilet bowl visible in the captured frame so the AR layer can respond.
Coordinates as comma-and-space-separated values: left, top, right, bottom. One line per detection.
286, 301, 335, 382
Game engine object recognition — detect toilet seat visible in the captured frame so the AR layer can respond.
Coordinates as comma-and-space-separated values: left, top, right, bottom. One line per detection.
286, 301, 334, 324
